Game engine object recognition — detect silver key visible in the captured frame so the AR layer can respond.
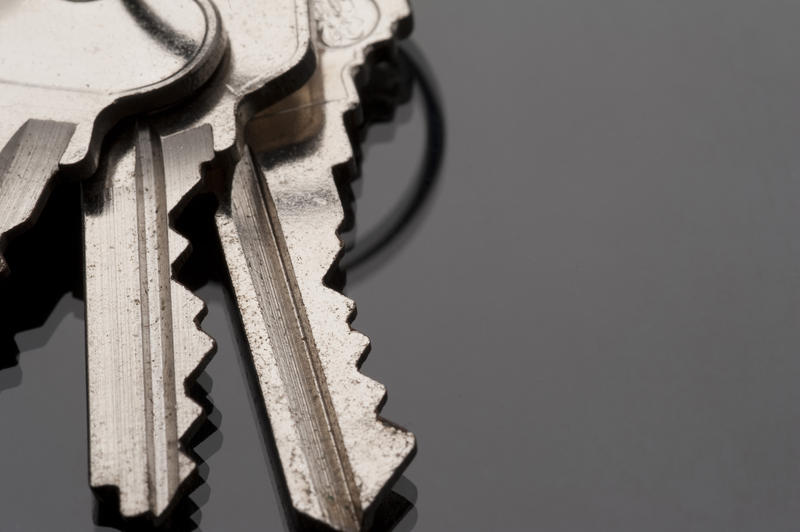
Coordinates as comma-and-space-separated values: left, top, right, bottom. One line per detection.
82, 0, 314, 520
215, 1, 414, 529
0, 0, 224, 275
83, 123, 216, 519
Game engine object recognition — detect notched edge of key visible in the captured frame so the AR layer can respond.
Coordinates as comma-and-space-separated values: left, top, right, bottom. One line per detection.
325, 92, 420, 532
86, 122, 218, 525
224, 87, 417, 530
303, 9, 420, 525
220, 9, 418, 530
157, 123, 220, 519
218, 149, 365, 531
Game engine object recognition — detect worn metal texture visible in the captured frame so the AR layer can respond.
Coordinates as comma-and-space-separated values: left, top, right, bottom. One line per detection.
0, 0, 224, 276
81, 0, 315, 521
146, 0, 315, 159
83, 123, 216, 520
216, 1, 414, 530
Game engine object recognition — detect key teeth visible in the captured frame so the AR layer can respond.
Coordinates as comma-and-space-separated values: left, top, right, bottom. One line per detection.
170, 232, 191, 271
154, 124, 217, 519
328, 46, 417, 506
142, 228, 213, 517
168, 221, 214, 469
284, 5, 415, 515
173, 322, 214, 443
205, 4, 414, 526
317, 277, 415, 510
301, 171, 412, 514
219, 149, 415, 528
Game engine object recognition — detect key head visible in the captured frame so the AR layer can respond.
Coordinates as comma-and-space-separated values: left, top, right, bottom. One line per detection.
0, 0, 225, 172
313, 0, 382, 49
247, 0, 412, 152
152, 0, 315, 158
308, 0, 413, 100
0, 0, 224, 278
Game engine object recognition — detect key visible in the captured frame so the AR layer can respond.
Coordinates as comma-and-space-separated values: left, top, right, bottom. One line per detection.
83, 123, 216, 519
215, 1, 414, 530
82, 0, 315, 520
0, 0, 225, 276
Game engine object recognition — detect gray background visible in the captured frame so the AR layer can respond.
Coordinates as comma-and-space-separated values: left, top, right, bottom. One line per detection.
5, 0, 800, 530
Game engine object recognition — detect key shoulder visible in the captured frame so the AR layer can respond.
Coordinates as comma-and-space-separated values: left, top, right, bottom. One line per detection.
0, 0, 225, 170
150, 0, 316, 158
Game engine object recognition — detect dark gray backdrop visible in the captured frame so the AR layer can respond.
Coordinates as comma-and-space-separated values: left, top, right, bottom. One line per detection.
5, 1, 800, 530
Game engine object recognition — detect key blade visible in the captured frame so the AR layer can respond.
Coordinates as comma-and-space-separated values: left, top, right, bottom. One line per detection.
217, 150, 415, 532
220, 151, 363, 529
83, 123, 215, 519
81, 0, 314, 521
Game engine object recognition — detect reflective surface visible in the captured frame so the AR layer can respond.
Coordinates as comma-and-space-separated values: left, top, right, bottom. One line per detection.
0, 0, 208, 91
216, 2, 414, 528
0, 0, 224, 289
82, 124, 216, 520
79, 0, 315, 519
0, 0, 224, 167
9, 1, 800, 530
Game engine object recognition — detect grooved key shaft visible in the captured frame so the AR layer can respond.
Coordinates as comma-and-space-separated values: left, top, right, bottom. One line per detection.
215, 1, 415, 529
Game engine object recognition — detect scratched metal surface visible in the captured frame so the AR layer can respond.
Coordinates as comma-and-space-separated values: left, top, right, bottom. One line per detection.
0, 0, 224, 277
214, 1, 414, 529
79, 0, 315, 521
8, 1, 800, 531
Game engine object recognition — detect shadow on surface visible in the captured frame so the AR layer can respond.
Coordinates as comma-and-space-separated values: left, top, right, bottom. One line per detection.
0, 179, 82, 383
367, 476, 418, 532
341, 42, 447, 282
